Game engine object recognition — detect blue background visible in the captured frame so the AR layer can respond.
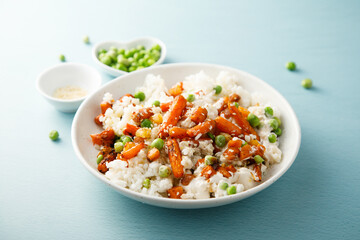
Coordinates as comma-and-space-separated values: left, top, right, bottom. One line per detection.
1, 0, 359, 239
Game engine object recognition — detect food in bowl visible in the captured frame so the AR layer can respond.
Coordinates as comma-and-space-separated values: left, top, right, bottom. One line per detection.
90, 71, 283, 199
97, 44, 161, 72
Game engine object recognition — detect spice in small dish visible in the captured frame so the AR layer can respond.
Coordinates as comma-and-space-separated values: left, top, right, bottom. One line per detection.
53, 85, 87, 100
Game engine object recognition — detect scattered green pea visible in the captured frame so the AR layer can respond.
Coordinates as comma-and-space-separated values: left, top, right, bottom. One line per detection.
205, 155, 217, 165
286, 61, 296, 71
59, 54, 65, 62
219, 182, 229, 190
269, 119, 279, 130
83, 35, 90, 44
213, 85, 222, 94
187, 94, 195, 102
254, 155, 264, 164
227, 185, 237, 195
114, 142, 124, 153
141, 119, 153, 128
96, 154, 103, 164
151, 138, 164, 150
215, 135, 226, 148
247, 113, 260, 127
152, 100, 160, 107
49, 130, 59, 141
120, 135, 133, 144
207, 132, 215, 141
134, 91, 145, 101
143, 178, 151, 189
264, 107, 273, 117
100, 55, 112, 66
159, 165, 171, 178
273, 128, 282, 136
302, 78, 313, 89
268, 134, 277, 143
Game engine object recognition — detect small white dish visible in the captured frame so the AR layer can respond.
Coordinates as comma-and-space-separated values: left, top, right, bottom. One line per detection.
72, 63, 301, 209
92, 37, 166, 77
36, 63, 102, 113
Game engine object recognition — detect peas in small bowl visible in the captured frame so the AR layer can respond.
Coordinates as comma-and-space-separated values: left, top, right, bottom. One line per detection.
92, 37, 166, 77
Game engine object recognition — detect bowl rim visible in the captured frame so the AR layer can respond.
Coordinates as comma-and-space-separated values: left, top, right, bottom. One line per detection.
36, 62, 102, 103
72, 63, 301, 208
91, 36, 167, 75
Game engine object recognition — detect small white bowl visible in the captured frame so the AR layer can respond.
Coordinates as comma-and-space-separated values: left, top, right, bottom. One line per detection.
36, 63, 102, 113
72, 63, 301, 209
92, 37, 166, 77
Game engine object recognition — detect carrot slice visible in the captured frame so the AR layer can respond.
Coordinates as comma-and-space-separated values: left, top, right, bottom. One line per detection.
217, 166, 231, 178
166, 138, 184, 178
195, 158, 205, 168
239, 144, 266, 160
90, 128, 115, 146
94, 113, 104, 126
223, 147, 240, 160
98, 160, 108, 173
123, 142, 136, 151
190, 107, 207, 124
119, 94, 134, 102
217, 97, 229, 114
168, 82, 183, 97
167, 186, 184, 199
201, 165, 216, 179
227, 139, 242, 148
214, 116, 243, 137
159, 95, 187, 137
238, 106, 250, 118
229, 93, 241, 102
134, 107, 154, 122
181, 174, 195, 186
100, 101, 112, 114
228, 103, 259, 140
123, 123, 139, 137
160, 102, 172, 112
169, 127, 189, 139
122, 142, 145, 159
187, 120, 215, 138
147, 148, 160, 161
226, 165, 236, 173
252, 164, 262, 182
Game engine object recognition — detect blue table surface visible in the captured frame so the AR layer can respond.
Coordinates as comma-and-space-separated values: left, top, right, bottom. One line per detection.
1, 0, 359, 239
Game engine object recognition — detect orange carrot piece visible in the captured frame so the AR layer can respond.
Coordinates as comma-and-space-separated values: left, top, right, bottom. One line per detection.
228, 103, 259, 140
167, 186, 184, 199
166, 138, 184, 178
123, 123, 139, 136
195, 158, 205, 168
253, 164, 262, 182
229, 93, 241, 102
94, 113, 104, 126
227, 139, 243, 148
123, 142, 136, 151
239, 144, 266, 160
159, 95, 187, 137
135, 107, 154, 122
181, 174, 195, 186
190, 107, 208, 124
98, 160, 108, 173
249, 139, 259, 146
147, 148, 160, 161
226, 165, 237, 173
100, 101, 112, 114
169, 127, 189, 139
119, 94, 134, 102
217, 166, 232, 178
90, 128, 115, 146
168, 82, 183, 97
238, 106, 250, 118
187, 120, 215, 138
122, 142, 145, 159
214, 116, 243, 137
217, 97, 229, 114
201, 165, 216, 179
223, 147, 240, 160
160, 101, 172, 112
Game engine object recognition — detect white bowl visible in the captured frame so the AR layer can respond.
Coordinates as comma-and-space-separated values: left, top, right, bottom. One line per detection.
36, 63, 102, 113
72, 63, 301, 209
92, 37, 166, 77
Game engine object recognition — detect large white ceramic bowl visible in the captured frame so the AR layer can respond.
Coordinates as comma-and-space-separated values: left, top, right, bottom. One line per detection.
72, 63, 301, 209
36, 63, 102, 113
92, 37, 166, 77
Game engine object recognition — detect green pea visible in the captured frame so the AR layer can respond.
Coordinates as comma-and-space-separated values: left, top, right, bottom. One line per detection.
118, 48, 125, 55
117, 56, 130, 67
151, 138, 164, 150
159, 165, 171, 178
83, 35, 90, 44
129, 66, 137, 72
234, 102, 239, 108
247, 113, 260, 127
273, 117, 281, 126
219, 182, 229, 190
254, 155, 264, 164
264, 107, 273, 117
136, 66, 144, 70
114, 142, 124, 153
49, 130, 59, 141
269, 119, 279, 130
143, 178, 151, 189
268, 134, 277, 143
131, 62, 138, 68
215, 135, 226, 148
152, 100, 160, 107
100, 55, 112, 66
138, 58, 146, 66
98, 49, 107, 55
124, 50, 133, 58
141, 119, 153, 128
117, 64, 127, 72
213, 85, 222, 94
106, 50, 117, 61
96, 154, 103, 164
59, 54, 65, 62
128, 57, 135, 64
205, 155, 217, 165
302, 78, 313, 89
152, 44, 161, 51
137, 45, 145, 51
207, 132, 215, 141
273, 128, 282, 136
147, 58, 155, 66
227, 185, 237, 195
286, 61, 296, 71
120, 136, 133, 144
187, 94, 195, 102
134, 91, 145, 101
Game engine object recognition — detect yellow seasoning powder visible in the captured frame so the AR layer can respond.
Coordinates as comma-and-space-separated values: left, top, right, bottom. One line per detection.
53, 86, 87, 100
